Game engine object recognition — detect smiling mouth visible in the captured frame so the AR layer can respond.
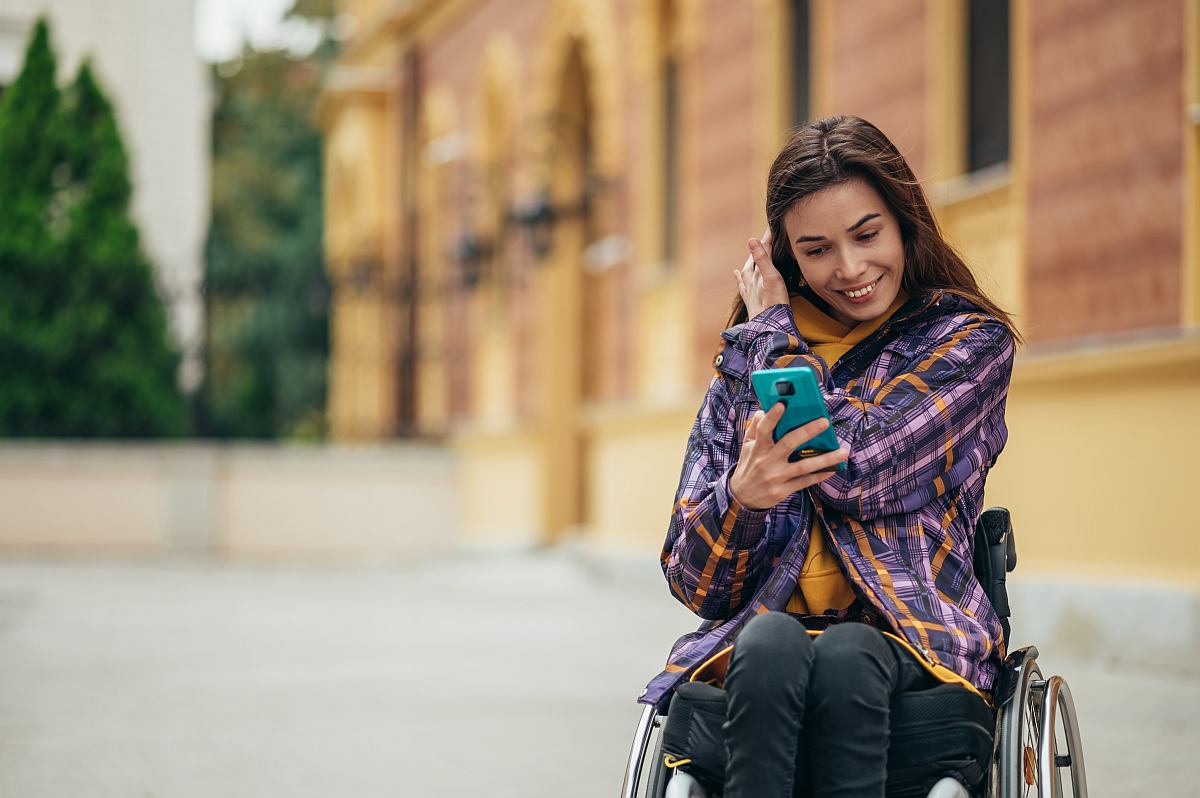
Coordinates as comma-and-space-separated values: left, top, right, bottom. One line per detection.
838, 277, 881, 299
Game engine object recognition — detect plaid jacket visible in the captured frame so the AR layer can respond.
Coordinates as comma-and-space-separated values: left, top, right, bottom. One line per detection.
640, 291, 1015, 709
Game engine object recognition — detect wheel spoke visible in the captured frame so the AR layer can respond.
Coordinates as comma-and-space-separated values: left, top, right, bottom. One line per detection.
1021, 688, 1042, 797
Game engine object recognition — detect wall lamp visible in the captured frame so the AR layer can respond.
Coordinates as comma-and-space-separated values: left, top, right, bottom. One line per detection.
512, 178, 605, 263
453, 228, 494, 289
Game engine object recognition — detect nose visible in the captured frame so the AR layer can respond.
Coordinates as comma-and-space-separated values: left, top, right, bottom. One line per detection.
835, 251, 870, 283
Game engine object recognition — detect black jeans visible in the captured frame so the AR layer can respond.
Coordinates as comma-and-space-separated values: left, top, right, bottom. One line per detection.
721, 612, 937, 798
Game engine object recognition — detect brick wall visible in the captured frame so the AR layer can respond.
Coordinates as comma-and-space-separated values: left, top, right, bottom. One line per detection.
368, 0, 1193, 420
689, 0, 762, 386
827, 0, 931, 181
1025, 0, 1184, 342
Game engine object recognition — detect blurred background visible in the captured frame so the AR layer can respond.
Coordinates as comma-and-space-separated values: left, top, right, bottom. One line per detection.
0, 0, 1197, 795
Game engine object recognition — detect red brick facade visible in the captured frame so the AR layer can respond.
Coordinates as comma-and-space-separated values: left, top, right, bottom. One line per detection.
1025, 0, 1184, 341
328, 0, 1194, 434
828, 0, 931, 182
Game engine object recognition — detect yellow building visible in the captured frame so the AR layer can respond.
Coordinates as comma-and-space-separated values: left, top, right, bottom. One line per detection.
318, 0, 1200, 592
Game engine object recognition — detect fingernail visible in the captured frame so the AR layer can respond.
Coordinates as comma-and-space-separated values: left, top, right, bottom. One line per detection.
749, 238, 761, 250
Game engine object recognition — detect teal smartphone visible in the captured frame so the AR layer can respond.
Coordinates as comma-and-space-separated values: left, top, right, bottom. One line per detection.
749, 366, 845, 472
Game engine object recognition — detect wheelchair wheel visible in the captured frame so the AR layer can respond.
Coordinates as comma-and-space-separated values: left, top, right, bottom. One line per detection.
996, 649, 1051, 798
622, 705, 669, 798
1038, 676, 1087, 798
994, 650, 1085, 798
1023, 679, 1061, 798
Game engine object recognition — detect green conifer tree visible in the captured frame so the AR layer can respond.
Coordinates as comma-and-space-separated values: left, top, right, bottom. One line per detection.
0, 19, 67, 432
54, 61, 185, 436
0, 19, 185, 437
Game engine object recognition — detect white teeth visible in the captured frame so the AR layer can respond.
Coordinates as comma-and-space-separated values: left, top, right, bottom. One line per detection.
843, 279, 879, 298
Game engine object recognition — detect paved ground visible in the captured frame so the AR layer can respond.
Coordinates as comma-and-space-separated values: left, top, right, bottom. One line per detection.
0, 550, 1196, 797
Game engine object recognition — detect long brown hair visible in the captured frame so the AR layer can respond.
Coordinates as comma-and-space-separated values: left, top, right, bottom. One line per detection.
725, 115, 1020, 343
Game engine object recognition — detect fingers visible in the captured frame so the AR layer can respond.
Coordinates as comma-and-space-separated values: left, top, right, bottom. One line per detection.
739, 403, 847, 505
735, 250, 757, 291
738, 250, 756, 281
748, 236, 783, 287
777, 416, 832, 453
778, 448, 849, 495
747, 403, 784, 447
738, 230, 775, 280
759, 402, 784, 444
789, 445, 849, 476
734, 266, 758, 309
745, 408, 764, 448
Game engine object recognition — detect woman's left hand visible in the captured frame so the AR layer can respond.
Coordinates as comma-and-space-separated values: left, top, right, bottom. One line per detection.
734, 228, 789, 320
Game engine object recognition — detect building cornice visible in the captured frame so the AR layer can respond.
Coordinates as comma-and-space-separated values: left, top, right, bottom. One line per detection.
316, 0, 477, 127
1013, 328, 1200, 388
339, 0, 477, 64
314, 65, 394, 129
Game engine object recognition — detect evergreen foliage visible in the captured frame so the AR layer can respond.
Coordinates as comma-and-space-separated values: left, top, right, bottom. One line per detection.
0, 20, 64, 433
200, 33, 331, 439
0, 19, 184, 437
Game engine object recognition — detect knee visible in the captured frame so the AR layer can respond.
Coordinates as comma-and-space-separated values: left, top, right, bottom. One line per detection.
810, 622, 888, 693
728, 612, 812, 689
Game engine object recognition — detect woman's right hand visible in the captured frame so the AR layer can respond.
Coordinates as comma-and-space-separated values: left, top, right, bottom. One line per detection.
728, 402, 850, 511
734, 228, 790, 320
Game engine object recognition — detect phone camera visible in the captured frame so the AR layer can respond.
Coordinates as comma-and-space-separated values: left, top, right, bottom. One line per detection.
774, 380, 795, 396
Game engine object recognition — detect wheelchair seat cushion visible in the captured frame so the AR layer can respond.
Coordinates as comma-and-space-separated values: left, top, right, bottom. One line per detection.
888, 683, 995, 797
660, 681, 994, 797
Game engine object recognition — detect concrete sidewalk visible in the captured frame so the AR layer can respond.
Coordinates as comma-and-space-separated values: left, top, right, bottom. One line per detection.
0, 551, 1195, 796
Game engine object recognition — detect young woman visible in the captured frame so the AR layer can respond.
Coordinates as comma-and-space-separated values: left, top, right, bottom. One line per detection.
640, 116, 1020, 797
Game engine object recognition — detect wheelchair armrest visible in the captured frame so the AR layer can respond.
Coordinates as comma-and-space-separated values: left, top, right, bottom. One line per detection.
1003, 644, 1039, 669
974, 504, 1012, 554
978, 507, 1017, 571
974, 507, 1015, 625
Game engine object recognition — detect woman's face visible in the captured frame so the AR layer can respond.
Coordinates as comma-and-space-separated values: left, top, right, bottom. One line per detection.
782, 176, 906, 327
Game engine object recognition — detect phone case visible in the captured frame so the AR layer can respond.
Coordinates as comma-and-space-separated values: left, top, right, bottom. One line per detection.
749, 366, 845, 470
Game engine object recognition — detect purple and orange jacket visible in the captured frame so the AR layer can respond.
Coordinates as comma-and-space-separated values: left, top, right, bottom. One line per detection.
639, 291, 1015, 709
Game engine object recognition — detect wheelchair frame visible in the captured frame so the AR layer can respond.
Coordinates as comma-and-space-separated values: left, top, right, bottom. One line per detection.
619, 509, 1089, 798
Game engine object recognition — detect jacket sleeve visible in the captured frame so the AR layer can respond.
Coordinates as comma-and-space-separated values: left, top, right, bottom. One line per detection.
728, 302, 1015, 521
660, 372, 773, 620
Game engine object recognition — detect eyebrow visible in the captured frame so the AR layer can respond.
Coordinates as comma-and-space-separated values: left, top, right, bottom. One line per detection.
794, 213, 882, 244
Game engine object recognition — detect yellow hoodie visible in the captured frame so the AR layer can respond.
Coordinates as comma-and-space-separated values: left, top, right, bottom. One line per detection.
783, 289, 909, 616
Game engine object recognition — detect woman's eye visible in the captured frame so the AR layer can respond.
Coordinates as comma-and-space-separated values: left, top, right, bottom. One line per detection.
858, 230, 879, 242
805, 247, 826, 257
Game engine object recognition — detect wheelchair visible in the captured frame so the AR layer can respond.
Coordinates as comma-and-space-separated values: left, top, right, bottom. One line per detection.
620, 508, 1088, 798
